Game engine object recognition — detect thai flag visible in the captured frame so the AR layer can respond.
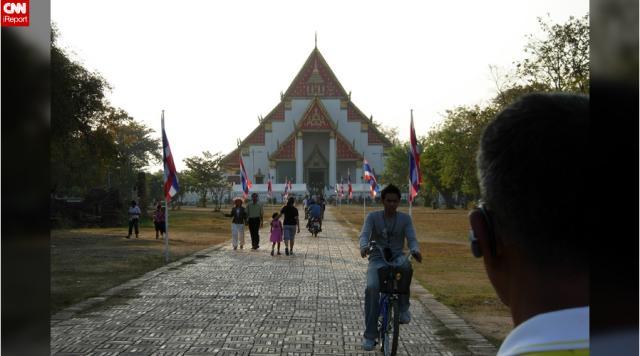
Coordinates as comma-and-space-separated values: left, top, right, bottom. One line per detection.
363, 159, 373, 182
267, 175, 272, 198
240, 154, 252, 199
162, 117, 179, 201
348, 173, 353, 199
409, 111, 422, 203
369, 174, 380, 198
283, 176, 289, 200
409, 110, 422, 202
366, 166, 380, 198
287, 179, 292, 193
339, 177, 344, 199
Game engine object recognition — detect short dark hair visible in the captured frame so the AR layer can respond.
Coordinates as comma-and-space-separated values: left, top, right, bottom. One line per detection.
381, 184, 401, 200
272, 212, 279, 219
477, 92, 588, 267
287, 197, 295, 206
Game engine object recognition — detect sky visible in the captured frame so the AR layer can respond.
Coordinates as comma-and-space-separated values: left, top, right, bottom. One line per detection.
52, 0, 588, 172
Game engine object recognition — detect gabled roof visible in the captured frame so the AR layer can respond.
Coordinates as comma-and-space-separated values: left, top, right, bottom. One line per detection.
221, 147, 240, 169
222, 46, 393, 169
269, 134, 296, 160
221, 125, 265, 169
296, 97, 336, 131
283, 48, 349, 98
336, 133, 363, 160
263, 102, 285, 123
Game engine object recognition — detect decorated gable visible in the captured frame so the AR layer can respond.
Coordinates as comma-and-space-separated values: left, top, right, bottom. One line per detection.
284, 49, 348, 98
298, 98, 335, 131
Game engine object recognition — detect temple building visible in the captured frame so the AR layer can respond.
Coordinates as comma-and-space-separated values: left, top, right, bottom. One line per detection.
222, 44, 392, 198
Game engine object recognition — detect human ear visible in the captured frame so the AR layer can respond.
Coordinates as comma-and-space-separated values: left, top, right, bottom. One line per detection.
469, 209, 496, 259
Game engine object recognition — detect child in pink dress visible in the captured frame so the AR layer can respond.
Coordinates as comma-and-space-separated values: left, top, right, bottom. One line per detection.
270, 212, 283, 256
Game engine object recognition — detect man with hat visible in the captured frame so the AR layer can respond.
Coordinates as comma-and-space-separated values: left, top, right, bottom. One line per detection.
225, 197, 247, 250
246, 193, 264, 250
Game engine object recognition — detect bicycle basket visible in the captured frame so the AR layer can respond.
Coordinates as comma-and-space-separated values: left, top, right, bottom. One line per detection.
377, 266, 413, 295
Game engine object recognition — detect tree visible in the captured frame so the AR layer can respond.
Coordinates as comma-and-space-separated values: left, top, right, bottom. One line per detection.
515, 14, 589, 93
51, 26, 114, 196
173, 170, 194, 209
183, 151, 227, 208
51, 26, 162, 205
147, 170, 165, 205
420, 106, 494, 208
381, 143, 410, 191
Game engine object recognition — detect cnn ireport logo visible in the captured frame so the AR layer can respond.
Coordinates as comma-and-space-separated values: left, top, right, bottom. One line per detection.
1, 0, 29, 27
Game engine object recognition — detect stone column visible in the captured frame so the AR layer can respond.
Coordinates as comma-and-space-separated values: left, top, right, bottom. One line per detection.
329, 131, 336, 186
268, 160, 276, 185
296, 131, 304, 184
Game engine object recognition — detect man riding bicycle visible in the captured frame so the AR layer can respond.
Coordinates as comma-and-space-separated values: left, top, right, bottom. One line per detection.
307, 198, 323, 232
359, 184, 422, 351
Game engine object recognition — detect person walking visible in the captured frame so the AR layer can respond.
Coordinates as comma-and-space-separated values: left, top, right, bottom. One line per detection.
246, 193, 264, 250
153, 203, 166, 239
126, 200, 141, 239
279, 197, 300, 256
269, 212, 283, 256
225, 197, 247, 250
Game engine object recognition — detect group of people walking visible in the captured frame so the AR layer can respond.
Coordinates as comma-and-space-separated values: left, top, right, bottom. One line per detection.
225, 193, 301, 256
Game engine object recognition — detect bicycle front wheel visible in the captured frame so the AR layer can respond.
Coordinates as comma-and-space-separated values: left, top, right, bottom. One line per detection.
390, 299, 400, 355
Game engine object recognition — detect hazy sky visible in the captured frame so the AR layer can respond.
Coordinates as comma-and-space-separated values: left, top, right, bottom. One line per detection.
52, 0, 588, 171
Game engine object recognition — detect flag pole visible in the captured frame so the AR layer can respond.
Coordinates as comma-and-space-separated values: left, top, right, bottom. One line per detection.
162, 110, 170, 264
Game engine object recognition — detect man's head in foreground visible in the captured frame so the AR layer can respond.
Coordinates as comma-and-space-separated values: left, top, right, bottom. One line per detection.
469, 92, 589, 326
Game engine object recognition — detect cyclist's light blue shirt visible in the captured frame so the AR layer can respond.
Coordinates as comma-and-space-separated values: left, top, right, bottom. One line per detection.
359, 210, 419, 258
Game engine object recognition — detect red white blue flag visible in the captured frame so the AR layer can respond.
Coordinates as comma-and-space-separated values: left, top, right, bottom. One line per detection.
367, 168, 380, 198
267, 175, 272, 198
162, 113, 179, 201
409, 110, 422, 203
348, 172, 353, 199
363, 159, 373, 182
283, 177, 290, 200
239, 154, 252, 198
339, 177, 344, 199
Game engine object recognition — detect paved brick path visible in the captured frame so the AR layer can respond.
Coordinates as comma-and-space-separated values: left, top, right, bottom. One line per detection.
51, 208, 497, 355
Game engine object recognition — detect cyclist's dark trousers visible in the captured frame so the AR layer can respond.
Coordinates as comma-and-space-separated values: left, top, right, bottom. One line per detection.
363, 256, 411, 340
248, 217, 261, 248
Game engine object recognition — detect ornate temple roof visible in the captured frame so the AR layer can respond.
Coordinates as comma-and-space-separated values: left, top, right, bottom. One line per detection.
222, 46, 392, 169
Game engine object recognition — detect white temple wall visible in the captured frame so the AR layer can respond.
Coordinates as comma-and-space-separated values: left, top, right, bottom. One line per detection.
243, 145, 269, 182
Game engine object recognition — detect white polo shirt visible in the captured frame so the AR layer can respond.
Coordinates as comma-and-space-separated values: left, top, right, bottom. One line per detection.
498, 306, 589, 356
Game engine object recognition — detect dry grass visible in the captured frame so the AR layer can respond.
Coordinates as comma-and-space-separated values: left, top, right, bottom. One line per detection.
51, 205, 268, 314
331, 203, 512, 346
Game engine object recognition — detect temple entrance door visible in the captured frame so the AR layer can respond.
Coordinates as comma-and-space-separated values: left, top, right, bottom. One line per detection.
308, 169, 325, 196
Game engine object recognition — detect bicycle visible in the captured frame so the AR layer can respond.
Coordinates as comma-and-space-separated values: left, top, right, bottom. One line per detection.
368, 240, 413, 356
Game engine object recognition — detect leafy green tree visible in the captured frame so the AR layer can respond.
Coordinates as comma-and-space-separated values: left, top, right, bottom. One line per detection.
51, 25, 162, 214
515, 14, 589, 93
51, 27, 114, 195
420, 106, 494, 208
381, 143, 410, 191
174, 170, 194, 209
147, 170, 165, 205
183, 151, 226, 208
